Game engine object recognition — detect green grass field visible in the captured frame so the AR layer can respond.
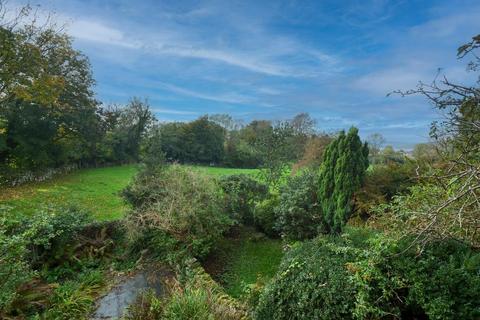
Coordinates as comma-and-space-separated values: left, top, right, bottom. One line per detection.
1, 165, 259, 220
187, 165, 259, 177
206, 227, 283, 298
1, 165, 138, 221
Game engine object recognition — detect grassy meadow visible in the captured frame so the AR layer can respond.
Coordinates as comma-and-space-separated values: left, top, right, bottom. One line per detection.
205, 227, 284, 298
0, 165, 259, 220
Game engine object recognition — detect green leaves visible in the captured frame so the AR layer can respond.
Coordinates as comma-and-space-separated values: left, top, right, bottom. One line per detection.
255, 233, 360, 320
275, 169, 322, 240
0, 205, 92, 314
219, 174, 268, 224
318, 127, 369, 233
123, 165, 233, 258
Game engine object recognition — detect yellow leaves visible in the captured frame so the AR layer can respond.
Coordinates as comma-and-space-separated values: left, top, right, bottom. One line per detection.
13, 75, 65, 106
345, 262, 359, 274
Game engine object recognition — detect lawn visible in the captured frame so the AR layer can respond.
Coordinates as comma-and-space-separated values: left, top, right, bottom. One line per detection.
0, 165, 139, 221
187, 165, 259, 177
1, 165, 260, 221
204, 227, 284, 298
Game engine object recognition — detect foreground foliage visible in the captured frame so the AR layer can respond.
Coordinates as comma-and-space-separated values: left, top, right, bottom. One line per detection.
274, 169, 322, 240
254, 231, 361, 320
127, 260, 248, 320
255, 228, 480, 320
0, 204, 118, 318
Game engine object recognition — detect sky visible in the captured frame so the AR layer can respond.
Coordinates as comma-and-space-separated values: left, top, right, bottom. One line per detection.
12, 0, 480, 149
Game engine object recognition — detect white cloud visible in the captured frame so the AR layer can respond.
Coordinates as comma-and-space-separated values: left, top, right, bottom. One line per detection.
153, 45, 291, 76
68, 19, 140, 48
156, 82, 253, 105
380, 121, 431, 129
409, 9, 480, 40
151, 107, 198, 115
353, 67, 425, 95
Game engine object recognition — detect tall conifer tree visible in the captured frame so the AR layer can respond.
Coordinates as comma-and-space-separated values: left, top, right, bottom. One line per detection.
318, 127, 369, 233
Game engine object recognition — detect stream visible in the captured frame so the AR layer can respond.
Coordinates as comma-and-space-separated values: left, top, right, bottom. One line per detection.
91, 268, 168, 319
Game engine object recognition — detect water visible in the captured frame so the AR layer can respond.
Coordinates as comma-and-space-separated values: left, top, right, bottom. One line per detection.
91, 270, 165, 319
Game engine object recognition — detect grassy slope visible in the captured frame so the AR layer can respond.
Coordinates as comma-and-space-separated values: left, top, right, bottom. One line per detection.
205, 227, 283, 298
0, 165, 138, 221
1, 165, 259, 220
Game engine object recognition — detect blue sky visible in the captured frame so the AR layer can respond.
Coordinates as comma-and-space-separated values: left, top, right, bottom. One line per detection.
21, 0, 480, 148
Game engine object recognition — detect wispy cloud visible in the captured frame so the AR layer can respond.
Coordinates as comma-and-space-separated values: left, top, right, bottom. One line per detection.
155, 82, 253, 105
151, 46, 292, 76
151, 107, 198, 115
68, 19, 140, 48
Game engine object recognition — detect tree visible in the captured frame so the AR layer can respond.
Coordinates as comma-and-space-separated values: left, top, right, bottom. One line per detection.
140, 125, 166, 173
105, 98, 155, 163
292, 134, 332, 174
223, 131, 262, 168
288, 113, 317, 159
412, 143, 438, 164
0, 3, 63, 106
240, 120, 272, 146
366, 133, 385, 159
0, 5, 101, 172
255, 120, 296, 187
318, 127, 369, 233
156, 116, 225, 164
384, 34, 480, 248
208, 113, 243, 131
184, 116, 225, 164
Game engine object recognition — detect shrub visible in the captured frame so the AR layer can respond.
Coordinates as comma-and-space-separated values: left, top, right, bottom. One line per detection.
356, 162, 415, 218
42, 270, 105, 319
124, 165, 232, 258
274, 170, 323, 240
255, 233, 362, 320
351, 235, 480, 319
121, 166, 169, 210
0, 205, 92, 315
125, 289, 165, 320
253, 195, 279, 237
255, 228, 480, 320
0, 226, 33, 314
164, 286, 214, 320
219, 174, 268, 224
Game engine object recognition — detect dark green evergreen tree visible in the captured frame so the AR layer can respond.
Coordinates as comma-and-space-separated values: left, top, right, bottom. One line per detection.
318, 127, 369, 233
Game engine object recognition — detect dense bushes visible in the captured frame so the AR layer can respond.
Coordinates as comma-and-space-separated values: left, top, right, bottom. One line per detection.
219, 174, 268, 224
351, 235, 480, 319
253, 196, 279, 237
255, 228, 480, 320
123, 165, 232, 258
274, 170, 322, 240
255, 232, 361, 320
356, 162, 416, 217
0, 205, 92, 315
